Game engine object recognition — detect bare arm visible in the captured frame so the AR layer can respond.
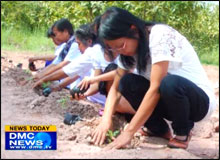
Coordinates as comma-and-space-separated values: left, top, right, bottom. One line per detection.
104, 61, 169, 150
78, 70, 116, 91
52, 76, 79, 91
125, 61, 169, 134
92, 70, 116, 82
91, 68, 128, 145
90, 70, 116, 83
29, 55, 56, 62
34, 64, 56, 80
32, 68, 69, 88
102, 68, 127, 121
73, 69, 103, 100
83, 69, 102, 96
35, 60, 70, 80
59, 76, 79, 89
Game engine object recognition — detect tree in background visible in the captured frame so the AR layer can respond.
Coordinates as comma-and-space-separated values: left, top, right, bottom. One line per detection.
1, 1, 219, 64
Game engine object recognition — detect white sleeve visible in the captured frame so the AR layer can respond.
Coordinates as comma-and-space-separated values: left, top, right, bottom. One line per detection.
62, 50, 93, 78
88, 44, 102, 70
149, 25, 182, 69
52, 53, 62, 65
52, 43, 67, 65
64, 42, 81, 62
92, 58, 100, 70
117, 56, 128, 70
92, 48, 102, 70
54, 43, 66, 56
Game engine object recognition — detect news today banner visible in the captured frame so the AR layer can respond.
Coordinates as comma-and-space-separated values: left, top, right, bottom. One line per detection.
5, 125, 57, 150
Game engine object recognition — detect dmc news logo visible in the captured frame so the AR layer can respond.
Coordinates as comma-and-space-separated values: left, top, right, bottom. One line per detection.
5, 125, 57, 150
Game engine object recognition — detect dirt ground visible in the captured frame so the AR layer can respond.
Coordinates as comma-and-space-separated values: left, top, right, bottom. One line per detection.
1, 50, 219, 159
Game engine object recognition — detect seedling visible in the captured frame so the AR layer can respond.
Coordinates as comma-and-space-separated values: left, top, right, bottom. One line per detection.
41, 81, 51, 89
24, 69, 32, 75
106, 129, 120, 143
25, 77, 33, 81
57, 97, 68, 109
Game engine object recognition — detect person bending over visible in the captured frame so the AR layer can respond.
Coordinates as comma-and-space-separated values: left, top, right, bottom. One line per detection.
33, 18, 81, 88
90, 7, 216, 150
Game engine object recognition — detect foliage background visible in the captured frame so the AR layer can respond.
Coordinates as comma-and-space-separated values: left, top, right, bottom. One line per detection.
1, 1, 219, 65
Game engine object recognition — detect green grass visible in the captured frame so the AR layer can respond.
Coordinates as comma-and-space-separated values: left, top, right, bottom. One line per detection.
199, 45, 219, 66
1, 27, 219, 66
1, 27, 54, 55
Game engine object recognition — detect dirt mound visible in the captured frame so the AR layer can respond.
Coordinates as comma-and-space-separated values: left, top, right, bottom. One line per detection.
1, 57, 128, 146
1, 52, 219, 159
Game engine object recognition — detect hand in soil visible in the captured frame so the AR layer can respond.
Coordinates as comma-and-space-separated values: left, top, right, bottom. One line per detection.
32, 79, 44, 89
91, 119, 113, 146
33, 72, 43, 81
104, 131, 134, 150
33, 86, 43, 96
106, 130, 120, 143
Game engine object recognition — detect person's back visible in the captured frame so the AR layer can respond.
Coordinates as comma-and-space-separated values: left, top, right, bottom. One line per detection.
145, 24, 216, 118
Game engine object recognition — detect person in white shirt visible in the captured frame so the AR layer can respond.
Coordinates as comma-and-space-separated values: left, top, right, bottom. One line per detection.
90, 7, 217, 150
64, 22, 134, 113
28, 27, 66, 71
32, 24, 107, 105
32, 23, 135, 114
33, 18, 81, 87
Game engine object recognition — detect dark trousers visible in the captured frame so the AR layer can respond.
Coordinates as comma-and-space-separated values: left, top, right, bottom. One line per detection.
118, 73, 209, 136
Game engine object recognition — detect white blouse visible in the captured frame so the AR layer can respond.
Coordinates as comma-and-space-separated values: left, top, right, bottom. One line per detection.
118, 24, 216, 120
63, 44, 119, 106
52, 36, 81, 65
63, 44, 119, 77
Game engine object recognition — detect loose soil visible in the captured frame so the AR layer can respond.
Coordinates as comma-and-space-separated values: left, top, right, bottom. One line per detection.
1, 50, 219, 159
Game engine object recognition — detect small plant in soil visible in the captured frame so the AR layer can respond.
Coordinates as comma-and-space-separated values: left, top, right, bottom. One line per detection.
41, 81, 51, 89
24, 69, 32, 75
57, 97, 68, 109
106, 129, 120, 143
25, 77, 33, 81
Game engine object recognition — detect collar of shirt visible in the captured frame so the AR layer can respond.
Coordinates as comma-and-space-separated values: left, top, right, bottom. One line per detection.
67, 36, 75, 43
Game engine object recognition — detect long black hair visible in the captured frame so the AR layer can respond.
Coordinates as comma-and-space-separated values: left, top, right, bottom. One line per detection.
90, 15, 115, 61
52, 18, 74, 36
99, 7, 157, 74
90, 15, 101, 37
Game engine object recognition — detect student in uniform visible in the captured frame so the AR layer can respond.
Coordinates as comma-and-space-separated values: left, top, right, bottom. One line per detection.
33, 18, 81, 90
28, 27, 66, 71
32, 23, 135, 115
90, 7, 216, 150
